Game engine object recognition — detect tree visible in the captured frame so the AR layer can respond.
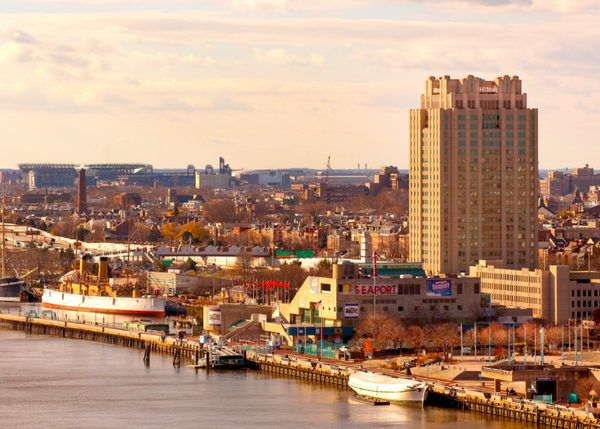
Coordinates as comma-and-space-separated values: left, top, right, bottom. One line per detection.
233, 250, 254, 282
354, 314, 404, 351
428, 323, 460, 361
480, 323, 508, 348
301, 202, 329, 225
160, 223, 181, 242
405, 326, 427, 354
574, 376, 600, 402
307, 259, 333, 277
203, 199, 244, 223
178, 222, 210, 243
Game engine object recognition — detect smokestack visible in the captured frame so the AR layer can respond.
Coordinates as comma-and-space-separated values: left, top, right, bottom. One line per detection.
98, 256, 108, 281
80, 256, 87, 276
77, 168, 87, 214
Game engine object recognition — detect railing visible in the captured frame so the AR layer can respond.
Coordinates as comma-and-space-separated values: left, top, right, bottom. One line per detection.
0, 309, 150, 331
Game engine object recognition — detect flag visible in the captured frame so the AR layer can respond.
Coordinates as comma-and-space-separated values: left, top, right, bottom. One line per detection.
314, 300, 322, 308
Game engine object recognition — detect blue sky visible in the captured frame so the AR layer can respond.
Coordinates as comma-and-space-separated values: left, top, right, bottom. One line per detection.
0, 0, 598, 170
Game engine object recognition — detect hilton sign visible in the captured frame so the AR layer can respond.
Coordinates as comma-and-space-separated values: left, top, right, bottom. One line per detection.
479, 83, 498, 94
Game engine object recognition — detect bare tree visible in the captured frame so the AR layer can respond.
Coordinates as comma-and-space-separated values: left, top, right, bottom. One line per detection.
428, 323, 460, 361
354, 314, 405, 351
574, 377, 600, 402
203, 199, 245, 223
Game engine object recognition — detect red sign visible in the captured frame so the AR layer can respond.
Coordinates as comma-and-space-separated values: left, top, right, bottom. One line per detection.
353, 285, 397, 295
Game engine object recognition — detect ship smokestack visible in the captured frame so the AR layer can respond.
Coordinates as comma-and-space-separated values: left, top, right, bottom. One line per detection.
79, 256, 87, 276
98, 256, 108, 281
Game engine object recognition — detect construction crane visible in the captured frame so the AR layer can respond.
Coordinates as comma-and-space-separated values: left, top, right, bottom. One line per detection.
323, 156, 332, 186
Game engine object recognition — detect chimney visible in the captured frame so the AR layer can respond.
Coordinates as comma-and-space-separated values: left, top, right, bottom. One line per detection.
98, 256, 108, 281
77, 168, 87, 214
79, 256, 87, 276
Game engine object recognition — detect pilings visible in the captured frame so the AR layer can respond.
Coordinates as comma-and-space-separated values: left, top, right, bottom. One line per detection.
247, 356, 349, 388
0, 315, 199, 363
431, 388, 600, 429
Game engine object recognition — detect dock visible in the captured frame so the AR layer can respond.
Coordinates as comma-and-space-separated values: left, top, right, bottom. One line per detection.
245, 353, 350, 388
429, 384, 600, 428
0, 310, 200, 366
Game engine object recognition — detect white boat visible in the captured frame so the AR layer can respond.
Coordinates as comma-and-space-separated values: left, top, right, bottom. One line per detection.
348, 372, 428, 405
42, 256, 165, 316
42, 289, 165, 315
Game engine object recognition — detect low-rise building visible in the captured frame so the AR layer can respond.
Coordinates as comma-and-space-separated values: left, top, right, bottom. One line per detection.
279, 262, 482, 329
471, 260, 600, 324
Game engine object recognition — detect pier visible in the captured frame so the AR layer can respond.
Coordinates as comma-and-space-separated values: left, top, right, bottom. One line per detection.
0, 311, 200, 365
246, 354, 350, 388
429, 385, 600, 428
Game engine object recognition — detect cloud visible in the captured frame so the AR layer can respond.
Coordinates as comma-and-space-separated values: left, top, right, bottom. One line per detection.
253, 48, 324, 66
4, 28, 36, 44
130, 50, 220, 65
0, 42, 37, 63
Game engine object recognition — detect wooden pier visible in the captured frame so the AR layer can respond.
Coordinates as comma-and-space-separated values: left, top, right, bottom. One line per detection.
430, 386, 600, 428
0, 312, 200, 365
246, 355, 350, 388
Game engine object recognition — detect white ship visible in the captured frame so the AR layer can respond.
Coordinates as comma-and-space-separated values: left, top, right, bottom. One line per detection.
348, 372, 428, 405
42, 256, 165, 316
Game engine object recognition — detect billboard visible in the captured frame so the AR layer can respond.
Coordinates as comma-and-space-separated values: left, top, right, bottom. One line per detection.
344, 304, 359, 319
208, 309, 221, 326
426, 279, 452, 297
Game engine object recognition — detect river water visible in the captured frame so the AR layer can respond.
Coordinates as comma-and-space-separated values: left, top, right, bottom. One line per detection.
0, 305, 526, 428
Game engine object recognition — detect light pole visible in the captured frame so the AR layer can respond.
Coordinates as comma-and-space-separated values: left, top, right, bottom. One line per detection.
372, 251, 377, 318
460, 323, 464, 362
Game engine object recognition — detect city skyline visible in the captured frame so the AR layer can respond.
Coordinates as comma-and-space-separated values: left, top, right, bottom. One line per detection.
1, 1, 599, 169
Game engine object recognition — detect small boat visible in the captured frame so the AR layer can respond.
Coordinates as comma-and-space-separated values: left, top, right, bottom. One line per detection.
194, 346, 247, 369
348, 372, 428, 405
0, 277, 26, 302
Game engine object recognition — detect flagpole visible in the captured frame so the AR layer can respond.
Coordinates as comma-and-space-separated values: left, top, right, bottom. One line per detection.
460, 323, 463, 362
575, 324, 579, 366
541, 327, 544, 365
524, 325, 527, 365
373, 251, 377, 318
474, 322, 477, 362
561, 325, 564, 366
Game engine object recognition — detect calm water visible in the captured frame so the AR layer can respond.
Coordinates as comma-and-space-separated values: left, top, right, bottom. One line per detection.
0, 307, 526, 428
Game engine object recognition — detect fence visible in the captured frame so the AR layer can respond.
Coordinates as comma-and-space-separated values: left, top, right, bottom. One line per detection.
291, 342, 350, 358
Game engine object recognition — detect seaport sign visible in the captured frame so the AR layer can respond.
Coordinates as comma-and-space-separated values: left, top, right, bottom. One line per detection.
353, 285, 397, 295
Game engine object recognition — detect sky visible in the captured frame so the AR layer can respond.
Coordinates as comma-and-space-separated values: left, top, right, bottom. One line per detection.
0, 1, 599, 171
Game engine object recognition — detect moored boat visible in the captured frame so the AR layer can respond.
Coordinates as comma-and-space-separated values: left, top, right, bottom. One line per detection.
348, 372, 428, 405
0, 277, 26, 302
42, 256, 165, 315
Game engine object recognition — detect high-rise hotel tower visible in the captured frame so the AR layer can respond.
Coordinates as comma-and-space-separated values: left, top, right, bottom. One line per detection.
409, 75, 538, 275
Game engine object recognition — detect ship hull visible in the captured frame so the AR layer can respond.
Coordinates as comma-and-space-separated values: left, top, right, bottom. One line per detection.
41, 289, 166, 315
348, 372, 428, 405
0, 278, 26, 302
